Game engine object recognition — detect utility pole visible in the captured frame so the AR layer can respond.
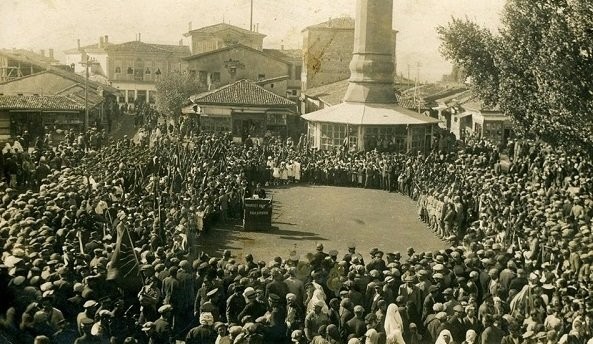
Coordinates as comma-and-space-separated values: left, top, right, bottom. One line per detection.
250, 0, 254, 31
79, 55, 91, 132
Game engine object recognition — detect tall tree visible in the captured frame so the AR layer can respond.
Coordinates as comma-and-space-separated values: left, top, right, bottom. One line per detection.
437, 0, 593, 151
155, 71, 204, 117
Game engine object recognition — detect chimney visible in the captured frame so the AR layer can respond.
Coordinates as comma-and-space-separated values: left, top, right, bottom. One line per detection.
99, 36, 104, 49
77, 39, 80, 49
179, 39, 183, 46
281, 45, 284, 51
138, 33, 141, 42
188, 21, 192, 32
256, 23, 259, 32
328, 17, 332, 28
49, 49, 54, 59
343, 0, 396, 104
104, 35, 108, 44
40, 49, 45, 57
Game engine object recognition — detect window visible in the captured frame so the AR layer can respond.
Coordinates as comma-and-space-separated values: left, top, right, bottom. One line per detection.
127, 90, 135, 103
115, 66, 121, 74
145, 68, 151, 74
295, 65, 302, 80
201, 117, 231, 133
211, 72, 220, 82
410, 127, 426, 153
258, 74, 266, 81
270, 83, 274, 88
198, 71, 208, 84
155, 68, 161, 75
127, 67, 134, 74
365, 126, 407, 152
149, 91, 156, 104
118, 93, 125, 103
320, 123, 347, 150
292, 89, 298, 96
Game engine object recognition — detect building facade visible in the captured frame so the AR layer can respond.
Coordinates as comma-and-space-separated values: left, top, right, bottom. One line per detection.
183, 23, 302, 102
0, 49, 60, 82
188, 79, 298, 141
104, 41, 190, 107
183, 22, 265, 55
184, 44, 292, 97
64, 37, 190, 108
0, 69, 120, 137
301, 17, 398, 92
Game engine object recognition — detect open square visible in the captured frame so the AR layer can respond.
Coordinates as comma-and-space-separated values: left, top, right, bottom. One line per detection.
199, 185, 446, 260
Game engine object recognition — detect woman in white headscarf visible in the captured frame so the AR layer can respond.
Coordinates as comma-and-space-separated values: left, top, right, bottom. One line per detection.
461, 330, 477, 344
365, 328, 381, 344
435, 329, 455, 344
306, 284, 329, 315
384, 304, 406, 344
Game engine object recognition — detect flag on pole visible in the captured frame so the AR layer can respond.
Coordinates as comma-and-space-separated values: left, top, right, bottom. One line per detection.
107, 220, 143, 293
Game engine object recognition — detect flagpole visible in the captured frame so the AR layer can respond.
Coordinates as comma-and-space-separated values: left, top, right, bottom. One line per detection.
124, 225, 145, 285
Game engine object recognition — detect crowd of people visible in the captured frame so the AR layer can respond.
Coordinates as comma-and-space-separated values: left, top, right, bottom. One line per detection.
0, 128, 109, 190
1, 120, 593, 344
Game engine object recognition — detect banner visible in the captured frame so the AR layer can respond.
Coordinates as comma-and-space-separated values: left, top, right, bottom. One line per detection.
243, 198, 272, 230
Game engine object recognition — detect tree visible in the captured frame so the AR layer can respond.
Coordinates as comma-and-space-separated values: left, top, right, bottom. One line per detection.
155, 72, 204, 117
437, 0, 593, 151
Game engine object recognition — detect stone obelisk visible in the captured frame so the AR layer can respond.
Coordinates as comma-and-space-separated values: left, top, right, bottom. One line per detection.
343, 0, 396, 104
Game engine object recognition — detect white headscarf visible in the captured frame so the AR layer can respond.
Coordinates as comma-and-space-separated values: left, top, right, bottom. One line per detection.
365, 328, 380, 344
436, 329, 453, 344
384, 304, 406, 344
306, 286, 328, 315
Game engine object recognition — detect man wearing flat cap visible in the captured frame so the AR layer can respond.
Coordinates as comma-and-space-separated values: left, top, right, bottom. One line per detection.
239, 287, 267, 322
264, 293, 288, 342
399, 274, 422, 317
154, 304, 173, 344
200, 288, 221, 322
76, 300, 98, 335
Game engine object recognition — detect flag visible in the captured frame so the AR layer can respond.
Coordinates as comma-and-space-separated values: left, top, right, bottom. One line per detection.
107, 222, 143, 293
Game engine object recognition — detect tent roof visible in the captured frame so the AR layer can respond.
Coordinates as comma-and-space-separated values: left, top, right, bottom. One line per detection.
302, 102, 441, 126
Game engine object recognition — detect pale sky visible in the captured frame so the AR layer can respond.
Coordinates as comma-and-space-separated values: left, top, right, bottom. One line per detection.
0, 0, 505, 82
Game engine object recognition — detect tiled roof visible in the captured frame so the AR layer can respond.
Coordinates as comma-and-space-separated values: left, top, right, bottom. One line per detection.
190, 79, 295, 107
186, 23, 266, 37
263, 48, 302, 62
184, 44, 289, 65
46, 69, 120, 95
0, 95, 84, 111
303, 17, 355, 31
304, 79, 350, 106
105, 41, 190, 55
0, 49, 58, 67
63, 43, 114, 54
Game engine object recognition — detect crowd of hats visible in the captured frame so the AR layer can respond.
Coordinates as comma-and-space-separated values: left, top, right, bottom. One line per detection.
0, 121, 593, 344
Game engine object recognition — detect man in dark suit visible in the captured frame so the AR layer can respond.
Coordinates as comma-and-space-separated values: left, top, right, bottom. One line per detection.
445, 305, 467, 343
239, 287, 267, 321
226, 285, 246, 325
154, 304, 173, 344
252, 183, 266, 199
311, 244, 329, 272
266, 268, 289, 304
339, 298, 354, 337
344, 305, 366, 339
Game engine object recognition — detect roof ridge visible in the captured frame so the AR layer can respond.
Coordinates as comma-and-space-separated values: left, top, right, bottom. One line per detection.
188, 22, 266, 36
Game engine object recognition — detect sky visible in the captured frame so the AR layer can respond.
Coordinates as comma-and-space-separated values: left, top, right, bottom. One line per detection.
0, 0, 506, 82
